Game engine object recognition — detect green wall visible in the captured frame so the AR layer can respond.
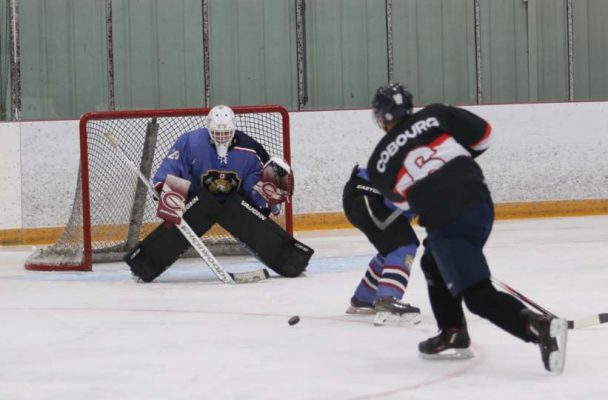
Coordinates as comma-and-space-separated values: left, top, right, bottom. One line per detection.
208, 0, 297, 108
1, 0, 607, 120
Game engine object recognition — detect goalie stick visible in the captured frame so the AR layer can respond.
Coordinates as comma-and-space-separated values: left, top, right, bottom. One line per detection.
492, 278, 608, 330
104, 132, 269, 284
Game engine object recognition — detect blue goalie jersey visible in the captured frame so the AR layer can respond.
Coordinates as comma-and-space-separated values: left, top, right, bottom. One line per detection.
153, 128, 270, 208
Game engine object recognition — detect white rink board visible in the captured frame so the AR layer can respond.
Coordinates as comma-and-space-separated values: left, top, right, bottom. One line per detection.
1, 101, 607, 230
0, 123, 21, 229
290, 102, 608, 213
19, 120, 80, 228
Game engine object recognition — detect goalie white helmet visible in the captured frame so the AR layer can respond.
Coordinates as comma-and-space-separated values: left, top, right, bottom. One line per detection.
208, 105, 236, 161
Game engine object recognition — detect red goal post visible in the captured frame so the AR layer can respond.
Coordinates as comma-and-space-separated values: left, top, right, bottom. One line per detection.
25, 105, 292, 271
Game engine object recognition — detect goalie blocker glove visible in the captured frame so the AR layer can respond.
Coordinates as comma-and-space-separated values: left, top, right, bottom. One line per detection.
156, 174, 190, 226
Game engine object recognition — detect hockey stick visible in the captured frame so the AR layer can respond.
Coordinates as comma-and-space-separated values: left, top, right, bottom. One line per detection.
104, 132, 269, 284
492, 278, 608, 329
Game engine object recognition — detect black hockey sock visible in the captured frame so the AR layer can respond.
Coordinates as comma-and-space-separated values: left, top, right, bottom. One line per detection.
462, 280, 532, 342
427, 279, 466, 330
421, 251, 465, 330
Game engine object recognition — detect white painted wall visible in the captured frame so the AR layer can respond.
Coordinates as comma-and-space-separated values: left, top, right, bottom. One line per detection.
292, 102, 608, 212
0, 123, 22, 229
19, 120, 81, 228
0, 102, 607, 231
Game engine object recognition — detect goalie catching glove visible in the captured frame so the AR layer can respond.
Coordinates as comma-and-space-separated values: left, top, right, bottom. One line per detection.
253, 157, 294, 209
155, 174, 191, 226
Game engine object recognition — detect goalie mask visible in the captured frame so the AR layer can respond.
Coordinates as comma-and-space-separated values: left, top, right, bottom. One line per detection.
208, 105, 236, 162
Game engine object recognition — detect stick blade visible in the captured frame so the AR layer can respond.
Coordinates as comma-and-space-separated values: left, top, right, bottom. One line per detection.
568, 313, 608, 329
229, 268, 270, 284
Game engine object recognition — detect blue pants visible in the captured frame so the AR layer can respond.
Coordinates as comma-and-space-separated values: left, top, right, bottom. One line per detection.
425, 199, 494, 296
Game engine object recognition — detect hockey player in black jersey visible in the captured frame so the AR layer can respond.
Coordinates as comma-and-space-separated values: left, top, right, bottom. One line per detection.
342, 165, 421, 326
365, 83, 567, 373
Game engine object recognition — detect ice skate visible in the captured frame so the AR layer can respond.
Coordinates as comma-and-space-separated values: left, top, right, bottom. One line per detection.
418, 327, 474, 360
372, 296, 422, 326
345, 296, 375, 314
523, 309, 568, 374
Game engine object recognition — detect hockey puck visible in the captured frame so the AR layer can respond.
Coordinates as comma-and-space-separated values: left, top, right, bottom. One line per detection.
288, 315, 300, 326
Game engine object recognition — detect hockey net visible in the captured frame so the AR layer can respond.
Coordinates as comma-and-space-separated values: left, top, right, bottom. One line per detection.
25, 105, 292, 271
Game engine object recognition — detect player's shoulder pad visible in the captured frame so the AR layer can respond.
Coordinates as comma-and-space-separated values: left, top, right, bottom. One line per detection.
187, 127, 209, 136
422, 103, 452, 114
416, 103, 459, 126
185, 127, 210, 141
185, 127, 215, 148
166, 128, 209, 157
233, 131, 269, 162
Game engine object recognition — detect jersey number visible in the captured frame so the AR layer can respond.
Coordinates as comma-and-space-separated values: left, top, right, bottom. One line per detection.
395, 146, 446, 194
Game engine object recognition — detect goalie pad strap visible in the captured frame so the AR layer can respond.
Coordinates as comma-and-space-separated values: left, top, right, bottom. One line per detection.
124, 190, 221, 282
216, 192, 313, 277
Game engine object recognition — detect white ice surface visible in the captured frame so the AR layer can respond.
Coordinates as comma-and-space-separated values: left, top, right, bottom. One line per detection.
1, 216, 608, 400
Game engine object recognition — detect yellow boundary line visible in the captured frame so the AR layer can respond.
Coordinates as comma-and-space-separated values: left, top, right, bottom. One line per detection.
2, 199, 608, 247
293, 199, 608, 231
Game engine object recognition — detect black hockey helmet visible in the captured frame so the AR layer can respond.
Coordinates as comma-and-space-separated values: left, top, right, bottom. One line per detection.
372, 83, 413, 128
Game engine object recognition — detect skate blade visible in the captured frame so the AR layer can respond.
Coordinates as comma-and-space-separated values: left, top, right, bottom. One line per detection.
548, 318, 568, 374
373, 311, 422, 327
345, 305, 375, 315
419, 348, 474, 361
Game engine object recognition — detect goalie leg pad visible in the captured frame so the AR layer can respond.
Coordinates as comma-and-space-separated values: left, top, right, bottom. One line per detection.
216, 192, 313, 277
124, 190, 221, 282
125, 225, 190, 282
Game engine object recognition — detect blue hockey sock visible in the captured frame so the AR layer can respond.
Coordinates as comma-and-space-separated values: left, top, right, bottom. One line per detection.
376, 244, 417, 300
353, 254, 383, 304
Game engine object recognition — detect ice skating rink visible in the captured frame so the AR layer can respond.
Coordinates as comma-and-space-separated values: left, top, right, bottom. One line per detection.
1, 216, 607, 400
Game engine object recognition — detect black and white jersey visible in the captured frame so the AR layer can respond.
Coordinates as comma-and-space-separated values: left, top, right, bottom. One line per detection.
366, 103, 493, 229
